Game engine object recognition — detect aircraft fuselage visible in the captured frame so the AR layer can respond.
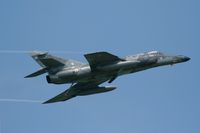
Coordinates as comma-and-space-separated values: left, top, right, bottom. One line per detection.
46, 51, 190, 84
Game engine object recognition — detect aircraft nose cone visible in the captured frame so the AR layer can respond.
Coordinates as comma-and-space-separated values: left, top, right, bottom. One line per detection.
176, 55, 191, 63
184, 56, 191, 61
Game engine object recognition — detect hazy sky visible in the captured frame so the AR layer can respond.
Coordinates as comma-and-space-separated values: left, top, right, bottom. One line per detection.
0, 0, 199, 133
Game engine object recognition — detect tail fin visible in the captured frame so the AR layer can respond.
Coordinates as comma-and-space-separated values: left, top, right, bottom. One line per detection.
25, 51, 66, 78
31, 51, 66, 68
25, 51, 84, 78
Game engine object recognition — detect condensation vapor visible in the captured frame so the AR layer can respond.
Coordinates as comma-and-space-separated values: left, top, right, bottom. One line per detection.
0, 50, 84, 54
0, 99, 42, 103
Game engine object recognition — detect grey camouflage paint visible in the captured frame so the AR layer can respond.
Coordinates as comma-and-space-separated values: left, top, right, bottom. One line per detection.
25, 51, 190, 104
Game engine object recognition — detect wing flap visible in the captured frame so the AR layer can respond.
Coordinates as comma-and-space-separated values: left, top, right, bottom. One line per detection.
84, 52, 124, 70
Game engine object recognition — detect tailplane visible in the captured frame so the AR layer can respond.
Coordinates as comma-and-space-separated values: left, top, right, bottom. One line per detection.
24, 67, 47, 78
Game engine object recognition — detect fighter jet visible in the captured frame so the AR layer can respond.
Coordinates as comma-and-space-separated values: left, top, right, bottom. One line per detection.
25, 51, 190, 104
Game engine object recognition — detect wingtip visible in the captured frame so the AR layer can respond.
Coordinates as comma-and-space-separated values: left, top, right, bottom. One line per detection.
24, 74, 35, 78
42, 99, 53, 104
42, 101, 49, 104
24, 75, 31, 78
42, 99, 57, 104
42, 100, 58, 104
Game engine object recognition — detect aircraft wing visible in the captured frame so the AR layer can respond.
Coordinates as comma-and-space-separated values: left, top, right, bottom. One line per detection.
84, 51, 125, 70
43, 78, 108, 104
43, 89, 76, 104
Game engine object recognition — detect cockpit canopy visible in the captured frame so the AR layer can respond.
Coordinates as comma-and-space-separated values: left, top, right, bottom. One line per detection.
125, 51, 164, 60
147, 51, 164, 56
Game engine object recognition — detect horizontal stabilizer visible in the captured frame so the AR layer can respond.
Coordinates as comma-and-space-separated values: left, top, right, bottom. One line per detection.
25, 68, 47, 78
84, 52, 125, 70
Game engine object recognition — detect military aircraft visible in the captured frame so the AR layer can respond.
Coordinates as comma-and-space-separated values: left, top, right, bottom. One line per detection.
25, 51, 190, 104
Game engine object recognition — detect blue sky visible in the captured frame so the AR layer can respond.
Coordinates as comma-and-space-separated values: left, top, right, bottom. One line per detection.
0, 0, 199, 133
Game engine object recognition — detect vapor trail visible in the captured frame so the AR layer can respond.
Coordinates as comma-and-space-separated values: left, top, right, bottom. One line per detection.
0, 99, 42, 103
0, 120, 2, 133
0, 50, 30, 54
0, 50, 84, 54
